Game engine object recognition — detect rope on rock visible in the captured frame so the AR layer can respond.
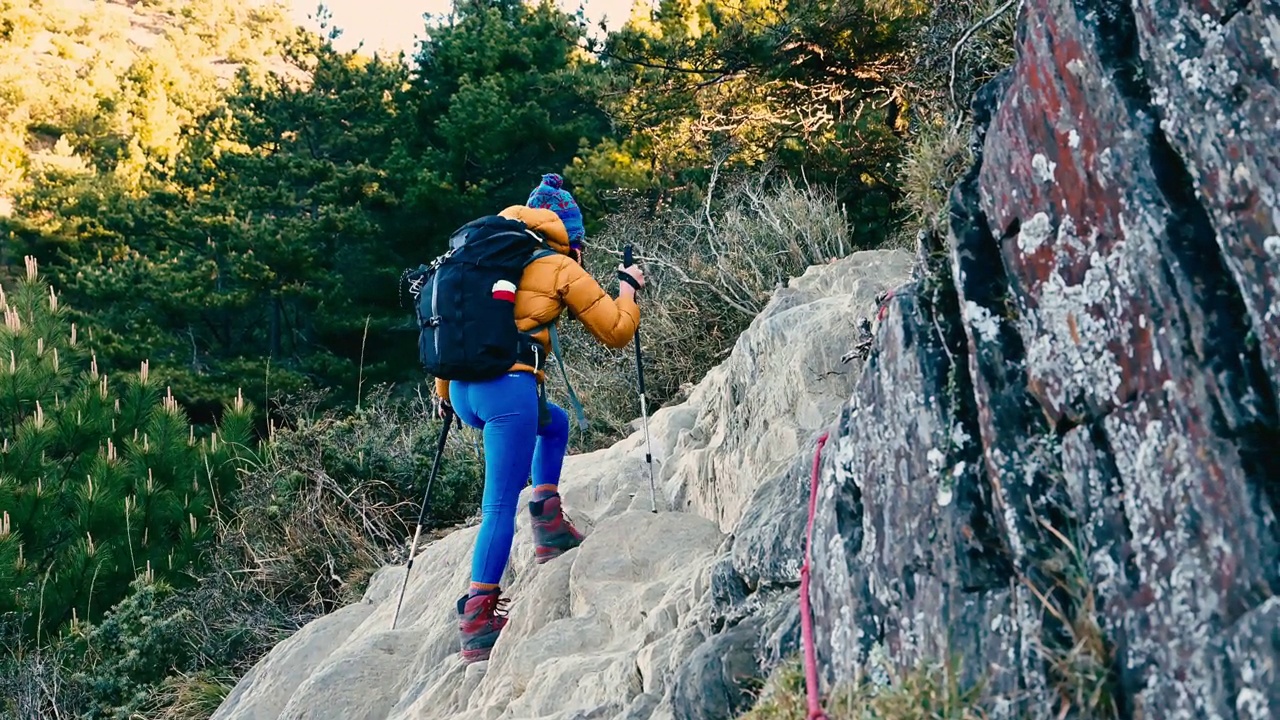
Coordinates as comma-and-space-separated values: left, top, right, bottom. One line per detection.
800, 430, 830, 720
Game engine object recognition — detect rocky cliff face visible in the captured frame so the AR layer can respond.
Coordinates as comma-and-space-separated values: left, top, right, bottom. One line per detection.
212, 0, 1280, 717
811, 0, 1280, 717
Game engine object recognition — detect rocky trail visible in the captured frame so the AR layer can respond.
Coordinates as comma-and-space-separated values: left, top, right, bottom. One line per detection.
212, 250, 915, 720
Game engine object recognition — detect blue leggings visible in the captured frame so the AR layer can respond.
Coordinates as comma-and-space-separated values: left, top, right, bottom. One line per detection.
449, 371, 570, 585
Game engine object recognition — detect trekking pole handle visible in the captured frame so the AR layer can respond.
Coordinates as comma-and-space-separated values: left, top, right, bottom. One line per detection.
618, 244, 641, 291
620, 244, 646, 394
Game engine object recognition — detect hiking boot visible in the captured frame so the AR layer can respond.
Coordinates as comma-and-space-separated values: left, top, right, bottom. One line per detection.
456, 587, 510, 663
529, 493, 585, 564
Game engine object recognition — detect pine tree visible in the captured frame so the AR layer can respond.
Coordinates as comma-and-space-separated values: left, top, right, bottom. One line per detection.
0, 256, 258, 642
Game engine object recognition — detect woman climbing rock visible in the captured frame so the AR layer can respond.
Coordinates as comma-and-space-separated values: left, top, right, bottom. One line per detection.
433, 197, 645, 664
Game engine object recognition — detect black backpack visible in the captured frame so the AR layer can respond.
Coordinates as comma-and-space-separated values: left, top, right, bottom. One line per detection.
402, 215, 587, 427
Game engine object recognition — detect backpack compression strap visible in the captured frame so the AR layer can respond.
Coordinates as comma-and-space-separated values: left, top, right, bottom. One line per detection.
545, 322, 587, 431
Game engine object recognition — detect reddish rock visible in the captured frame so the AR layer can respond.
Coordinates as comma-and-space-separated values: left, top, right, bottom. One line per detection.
812, 0, 1280, 717
1132, 0, 1280, 398
811, 286, 1051, 717
1062, 381, 1280, 719
975, 0, 1270, 435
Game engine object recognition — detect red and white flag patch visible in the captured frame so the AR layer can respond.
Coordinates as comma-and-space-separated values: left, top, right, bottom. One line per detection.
491, 279, 517, 303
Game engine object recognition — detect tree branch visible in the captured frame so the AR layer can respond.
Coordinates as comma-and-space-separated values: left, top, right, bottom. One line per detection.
950, 0, 1023, 111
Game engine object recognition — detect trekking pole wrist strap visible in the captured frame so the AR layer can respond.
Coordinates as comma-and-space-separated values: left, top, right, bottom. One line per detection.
617, 271, 641, 292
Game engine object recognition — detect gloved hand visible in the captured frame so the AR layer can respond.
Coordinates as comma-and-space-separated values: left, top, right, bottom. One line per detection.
434, 395, 452, 420
617, 264, 645, 299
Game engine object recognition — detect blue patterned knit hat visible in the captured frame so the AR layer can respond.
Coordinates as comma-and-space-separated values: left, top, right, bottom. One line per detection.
526, 173, 585, 248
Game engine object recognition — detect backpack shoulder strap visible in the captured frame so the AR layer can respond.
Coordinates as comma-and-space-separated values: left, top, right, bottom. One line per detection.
529, 245, 559, 262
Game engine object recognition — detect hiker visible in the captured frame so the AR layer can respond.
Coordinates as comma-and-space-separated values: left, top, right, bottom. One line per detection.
433, 202, 645, 664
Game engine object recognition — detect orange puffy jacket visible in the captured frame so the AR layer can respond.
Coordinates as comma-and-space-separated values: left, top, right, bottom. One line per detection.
434, 205, 640, 403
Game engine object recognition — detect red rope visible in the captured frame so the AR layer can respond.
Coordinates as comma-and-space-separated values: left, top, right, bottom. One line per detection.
800, 431, 830, 720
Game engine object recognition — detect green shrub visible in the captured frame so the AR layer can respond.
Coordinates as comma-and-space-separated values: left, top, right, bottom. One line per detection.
65, 578, 197, 718
0, 568, 294, 720
738, 654, 986, 720
0, 257, 259, 643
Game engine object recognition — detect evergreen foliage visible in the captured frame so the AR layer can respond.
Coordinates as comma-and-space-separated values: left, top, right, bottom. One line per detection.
0, 256, 257, 642
0, 0, 963, 419
576, 0, 928, 243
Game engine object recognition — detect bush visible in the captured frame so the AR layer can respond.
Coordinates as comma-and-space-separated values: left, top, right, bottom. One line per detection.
0, 619, 91, 720
550, 172, 852, 451
0, 569, 298, 720
217, 383, 483, 618
1, 382, 484, 720
738, 654, 986, 720
0, 257, 259, 644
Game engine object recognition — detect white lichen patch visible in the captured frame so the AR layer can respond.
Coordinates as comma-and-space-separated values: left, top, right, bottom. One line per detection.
1104, 391, 1258, 720
964, 300, 1002, 344
1264, 235, 1280, 257
1096, 147, 1114, 189
1021, 238, 1131, 414
1265, 15, 1280, 72
1236, 688, 1271, 720
1032, 153, 1057, 183
863, 641, 892, 689
934, 479, 952, 507
1056, 213, 1086, 254
1018, 211, 1055, 253
1068, 128, 1081, 148
936, 463, 962, 508
926, 447, 946, 478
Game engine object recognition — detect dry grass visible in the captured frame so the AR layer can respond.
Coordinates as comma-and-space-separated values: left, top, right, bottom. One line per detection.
898, 117, 973, 235
0, 639, 90, 720
893, 0, 1020, 233
219, 384, 483, 618
739, 654, 988, 720
1021, 518, 1120, 720
132, 671, 236, 720
553, 170, 853, 452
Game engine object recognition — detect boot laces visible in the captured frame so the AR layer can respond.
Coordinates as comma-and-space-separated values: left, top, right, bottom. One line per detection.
479, 592, 510, 623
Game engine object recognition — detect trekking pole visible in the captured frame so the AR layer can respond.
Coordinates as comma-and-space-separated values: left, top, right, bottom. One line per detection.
621, 245, 658, 514
390, 405, 455, 630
